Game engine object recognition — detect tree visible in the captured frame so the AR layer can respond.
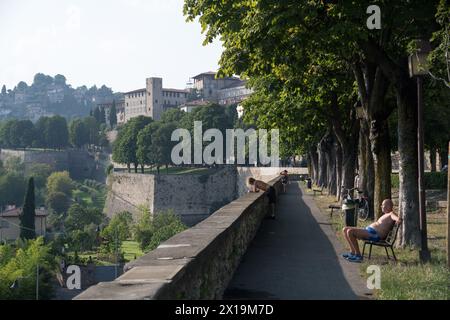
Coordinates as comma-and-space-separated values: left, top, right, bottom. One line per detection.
133, 206, 153, 251
100, 107, 106, 124
65, 204, 104, 232
54, 74, 66, 86
46, 171, 74, 196
26, 163, 52, 189
0, 238, 55, 300
1, 85, 6, 96
93, 107, 101, 124
83, 116, 99, 146
161, 108, 186, 125
69, 119, 88, 148
184, 0, 442, 247
0, 173, 26, 207
109, 100, 117, 128
46, 192, 70, 215
100, 211, 133, 252
20, 177, 36, 240
112, 116, 153, 173
45, 116, 69, 150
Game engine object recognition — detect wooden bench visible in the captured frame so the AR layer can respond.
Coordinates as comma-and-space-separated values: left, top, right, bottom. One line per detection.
362, 223, 400, 262
313, 186, 324, 196
328, 204, 341, 217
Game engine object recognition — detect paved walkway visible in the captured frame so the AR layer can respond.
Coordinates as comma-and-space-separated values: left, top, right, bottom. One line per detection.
224, 182, 373, 300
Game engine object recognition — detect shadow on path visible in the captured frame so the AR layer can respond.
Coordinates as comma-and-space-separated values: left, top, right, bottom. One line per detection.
224, 182, 372, 300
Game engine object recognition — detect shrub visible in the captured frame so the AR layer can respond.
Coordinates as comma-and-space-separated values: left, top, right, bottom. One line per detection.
146, 220, 187, 252
392, 172, 447, 190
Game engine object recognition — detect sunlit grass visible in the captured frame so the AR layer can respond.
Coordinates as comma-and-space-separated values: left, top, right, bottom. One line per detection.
306, 183, 450, 300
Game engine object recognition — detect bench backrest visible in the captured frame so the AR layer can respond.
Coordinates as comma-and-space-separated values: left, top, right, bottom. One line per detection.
384, 223, 400, 245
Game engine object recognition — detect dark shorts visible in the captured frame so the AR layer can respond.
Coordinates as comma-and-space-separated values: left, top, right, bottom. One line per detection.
267, 186, 276, 204
365, 227, 381, 242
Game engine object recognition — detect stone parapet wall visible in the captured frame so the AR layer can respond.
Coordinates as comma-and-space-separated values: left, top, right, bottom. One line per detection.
74, 177, 281, 300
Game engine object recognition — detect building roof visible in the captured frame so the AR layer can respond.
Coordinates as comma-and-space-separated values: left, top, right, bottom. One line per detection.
193, 71, 217, 79
0, 207, 48, 218
163, 88, 189, 93
124, 88, 146, 95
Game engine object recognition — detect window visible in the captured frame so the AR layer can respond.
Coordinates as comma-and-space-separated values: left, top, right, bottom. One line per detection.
177, 93, 180, 98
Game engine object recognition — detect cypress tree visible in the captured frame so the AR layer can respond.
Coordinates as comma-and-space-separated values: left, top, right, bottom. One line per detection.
20, 177, 36, 240
110, 100, 117, 128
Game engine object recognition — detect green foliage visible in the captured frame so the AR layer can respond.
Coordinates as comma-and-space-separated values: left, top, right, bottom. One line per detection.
146, 212, 187, 251
100, 211, 133, 253
26, 163, 52, 189
112, 116, 153, 171
0, 172, 26, 207
65, 204, 104, 233
133, 206, 153, 251
392, 172, 448, 190
110, 100, 118, 128
0, 238, 55, 300
69, 119, 88, 148
20, 177, 36, 240
46, 171, 74, 196
46, 192, 70, 215
424, 172, 448, 190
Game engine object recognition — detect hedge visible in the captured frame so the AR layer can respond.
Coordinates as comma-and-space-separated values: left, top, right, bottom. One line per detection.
391, 172, 447, 189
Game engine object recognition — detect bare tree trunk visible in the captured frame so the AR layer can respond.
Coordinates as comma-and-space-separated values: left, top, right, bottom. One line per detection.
397, 80, 421, 247
335, 142, 343, 201
370, 119, 392, 220
326, 134, 337, 196
430, 148, 436, 172
317, 136, 328, 188
309, 148, 319, 185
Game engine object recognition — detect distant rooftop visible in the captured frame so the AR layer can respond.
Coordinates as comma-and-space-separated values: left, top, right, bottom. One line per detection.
0, 206, 48, 218
124, 88, 146, 95
163, 88, 189, 93
193, 71, 217, 79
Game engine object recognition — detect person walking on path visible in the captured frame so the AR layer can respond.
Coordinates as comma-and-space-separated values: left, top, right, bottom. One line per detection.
280, 170, 289, 193
248, 177, 277, 219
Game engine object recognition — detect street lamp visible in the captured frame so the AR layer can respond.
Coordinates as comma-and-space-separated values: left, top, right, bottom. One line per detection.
408, 39, 432, 262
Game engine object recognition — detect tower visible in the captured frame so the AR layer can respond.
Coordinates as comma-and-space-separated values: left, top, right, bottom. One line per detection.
146, 77, 163, 120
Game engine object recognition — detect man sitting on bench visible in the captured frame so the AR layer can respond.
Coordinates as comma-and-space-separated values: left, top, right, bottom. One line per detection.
342, 199, 402, 263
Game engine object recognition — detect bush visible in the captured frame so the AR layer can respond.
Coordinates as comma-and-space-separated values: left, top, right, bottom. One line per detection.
106, 164, 114, 176
392, 172, 447, 190
424, 172, 447, 189
146, 221, 187, 251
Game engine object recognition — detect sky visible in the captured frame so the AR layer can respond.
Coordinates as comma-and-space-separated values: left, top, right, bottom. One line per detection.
0, 0, 224, 93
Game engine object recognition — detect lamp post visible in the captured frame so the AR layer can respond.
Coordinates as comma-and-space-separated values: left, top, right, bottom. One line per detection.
408, 39, 432, 262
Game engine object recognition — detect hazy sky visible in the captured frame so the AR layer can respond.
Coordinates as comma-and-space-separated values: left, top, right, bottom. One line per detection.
0, 0, 223, 93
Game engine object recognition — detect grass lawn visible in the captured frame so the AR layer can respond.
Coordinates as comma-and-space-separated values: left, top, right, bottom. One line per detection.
303, 182, 450, 300
121, 240, 144, 262
72, 189, 93, 206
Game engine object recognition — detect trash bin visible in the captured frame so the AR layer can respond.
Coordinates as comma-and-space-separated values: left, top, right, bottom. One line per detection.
306, 178, 312, 189
342, 198, 357, 227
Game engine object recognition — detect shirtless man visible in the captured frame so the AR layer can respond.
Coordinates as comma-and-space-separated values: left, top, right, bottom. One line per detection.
248, 177, 276, 219
342, 199, 402, 263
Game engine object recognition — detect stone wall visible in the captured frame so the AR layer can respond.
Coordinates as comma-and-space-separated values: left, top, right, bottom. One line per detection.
104, 166, 238, 226
74, 177, 282, 300
0, 148, 102, 180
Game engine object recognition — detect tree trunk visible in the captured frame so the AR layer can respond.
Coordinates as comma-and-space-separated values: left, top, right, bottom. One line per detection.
366, 140, 375, 220
141, 165, 144, 174
326, 135, 337, 196
309, 148, 319, 184
127, 163, 131, 173
134, 163, 138, 173
370, 119, 392, 220
317, 137, 328, 188
429, 148, 436, 172
335, 142, 343, 201
397, 80, 421, 248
